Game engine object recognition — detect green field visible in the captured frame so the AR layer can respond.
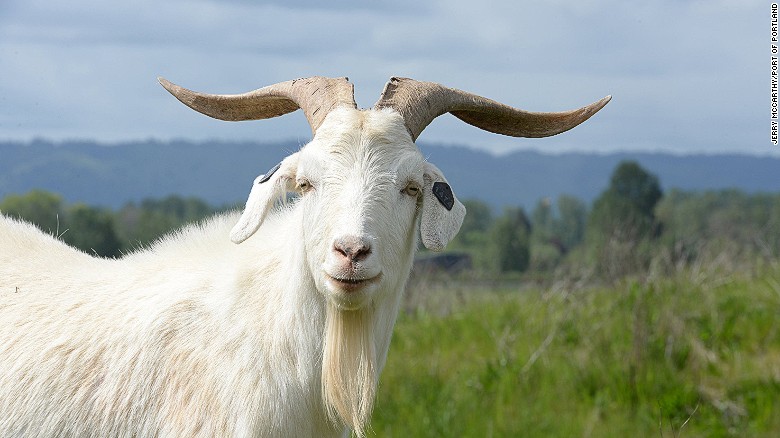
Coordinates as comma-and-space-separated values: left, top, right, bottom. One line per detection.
370, 265, 780, 437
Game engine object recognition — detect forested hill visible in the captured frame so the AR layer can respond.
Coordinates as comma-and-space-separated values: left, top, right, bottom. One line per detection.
1, 139, 778, 210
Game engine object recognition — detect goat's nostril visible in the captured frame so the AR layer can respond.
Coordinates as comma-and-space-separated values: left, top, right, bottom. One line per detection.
352, 244, 371, 261
333, 236, 372, 262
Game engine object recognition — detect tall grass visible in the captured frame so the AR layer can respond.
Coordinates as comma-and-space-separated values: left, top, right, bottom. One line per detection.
370, 264, 780, 437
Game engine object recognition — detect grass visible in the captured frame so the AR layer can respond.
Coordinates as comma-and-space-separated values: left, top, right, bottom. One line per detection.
369, 265, 780, 437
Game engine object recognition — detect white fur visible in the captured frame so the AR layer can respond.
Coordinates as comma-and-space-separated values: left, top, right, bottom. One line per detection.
0, 108, 465, 437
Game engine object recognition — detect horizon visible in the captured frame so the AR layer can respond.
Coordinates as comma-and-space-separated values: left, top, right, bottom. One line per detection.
3, 139, 779, 214
4, 136, 780, 159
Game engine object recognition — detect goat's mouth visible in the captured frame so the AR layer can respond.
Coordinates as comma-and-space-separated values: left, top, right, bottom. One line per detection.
324, 273, 382, 293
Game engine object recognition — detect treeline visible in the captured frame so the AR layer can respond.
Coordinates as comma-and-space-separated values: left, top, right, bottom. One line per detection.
0, 191, 227, 257
446, 161, 780, 279
2, 160, 779, 280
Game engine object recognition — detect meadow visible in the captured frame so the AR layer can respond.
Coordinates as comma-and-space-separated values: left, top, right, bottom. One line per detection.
370, 264, 780, 437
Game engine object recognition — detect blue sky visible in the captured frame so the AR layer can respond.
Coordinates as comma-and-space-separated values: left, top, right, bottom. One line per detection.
0, 0, 769, 155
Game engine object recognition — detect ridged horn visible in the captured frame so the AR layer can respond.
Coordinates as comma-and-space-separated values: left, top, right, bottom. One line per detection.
158, 76, 357, 135
374, 77, 611, 141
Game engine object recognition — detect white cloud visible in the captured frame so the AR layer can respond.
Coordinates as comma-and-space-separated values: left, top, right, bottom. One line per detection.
0, 0, 772, 155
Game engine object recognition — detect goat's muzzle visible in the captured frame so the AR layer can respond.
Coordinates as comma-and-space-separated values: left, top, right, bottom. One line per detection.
333, 235, 372, 263
326, 235, 381, 295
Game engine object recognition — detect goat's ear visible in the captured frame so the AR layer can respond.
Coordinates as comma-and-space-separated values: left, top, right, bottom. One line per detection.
230, 153, 299, 244
420, 162, 466, 251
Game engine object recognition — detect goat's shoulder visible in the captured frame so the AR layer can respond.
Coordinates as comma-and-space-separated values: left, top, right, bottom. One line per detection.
0, 214, 91, 263
122, 209, 294, 276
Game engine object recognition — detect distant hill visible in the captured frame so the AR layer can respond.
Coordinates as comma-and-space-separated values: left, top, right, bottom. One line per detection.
1, 139, 778, 211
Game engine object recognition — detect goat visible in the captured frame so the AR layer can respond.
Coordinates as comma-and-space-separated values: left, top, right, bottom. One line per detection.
0, 76, 609, 437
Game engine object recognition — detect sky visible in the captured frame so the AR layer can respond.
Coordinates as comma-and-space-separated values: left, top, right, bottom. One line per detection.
0, 0, 770, 156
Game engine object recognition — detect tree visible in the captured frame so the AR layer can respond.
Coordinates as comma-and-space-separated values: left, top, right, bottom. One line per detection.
451, 199, 492, 248
655, 189, 780, 263
609, 161, 663, 217
0, 190, 64, 235
555, 195, 587, 250
62, 204, 123, 257
530, 198, 559, 271
531, 198, 554, 241
460, 199, 492, 235
586, 161, 663, 277
490, 207, 531, 273
116, 195, 218, 247
589, 161, 662, 242
530, 195, 587, 253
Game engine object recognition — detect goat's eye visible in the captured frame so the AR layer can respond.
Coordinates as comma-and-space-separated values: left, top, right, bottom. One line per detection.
296, 179, 313, 193
402, 183, 420, 197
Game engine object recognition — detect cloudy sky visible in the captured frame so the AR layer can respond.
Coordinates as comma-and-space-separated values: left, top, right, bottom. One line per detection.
0, 0, 769, 156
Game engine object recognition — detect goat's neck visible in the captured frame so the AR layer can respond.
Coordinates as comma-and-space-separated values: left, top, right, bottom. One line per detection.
226, 212, 415, 433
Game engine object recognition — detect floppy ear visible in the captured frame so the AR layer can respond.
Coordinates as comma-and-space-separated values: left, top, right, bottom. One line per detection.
230, 153, 299, 244
420, 162, 466, 251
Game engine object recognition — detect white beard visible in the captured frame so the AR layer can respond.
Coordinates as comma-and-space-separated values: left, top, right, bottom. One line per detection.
321, 303, 377, 438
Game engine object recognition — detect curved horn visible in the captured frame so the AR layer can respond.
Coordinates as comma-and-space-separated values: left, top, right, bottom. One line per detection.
374, 77, 611, 141
158, 76, 357, 135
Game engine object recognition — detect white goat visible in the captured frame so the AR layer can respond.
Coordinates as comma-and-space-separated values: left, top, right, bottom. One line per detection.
0, 76, 609, 437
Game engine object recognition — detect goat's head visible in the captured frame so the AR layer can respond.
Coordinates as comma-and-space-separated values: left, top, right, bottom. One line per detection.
159, 76, 609, 433
159, 76, 609, 310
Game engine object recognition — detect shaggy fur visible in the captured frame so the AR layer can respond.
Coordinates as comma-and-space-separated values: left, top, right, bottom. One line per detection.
1, 212, 335, 437
0, 108, 465, 437
322, 305, 377, 437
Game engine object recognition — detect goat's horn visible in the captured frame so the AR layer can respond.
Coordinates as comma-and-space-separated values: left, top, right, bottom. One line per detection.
158, 76, 357, 135
374, 77, 611, 141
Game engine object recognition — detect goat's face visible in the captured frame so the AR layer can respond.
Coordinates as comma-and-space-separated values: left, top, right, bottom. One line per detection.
230, 108, 465, 310
159, 75, 608, 310
297, 109, 425, 309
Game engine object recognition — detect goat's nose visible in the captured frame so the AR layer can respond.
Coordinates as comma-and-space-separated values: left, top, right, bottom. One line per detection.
333, 235, 372, 262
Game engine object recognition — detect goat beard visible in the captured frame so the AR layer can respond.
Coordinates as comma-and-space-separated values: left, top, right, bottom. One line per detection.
321, 303, 377, 438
